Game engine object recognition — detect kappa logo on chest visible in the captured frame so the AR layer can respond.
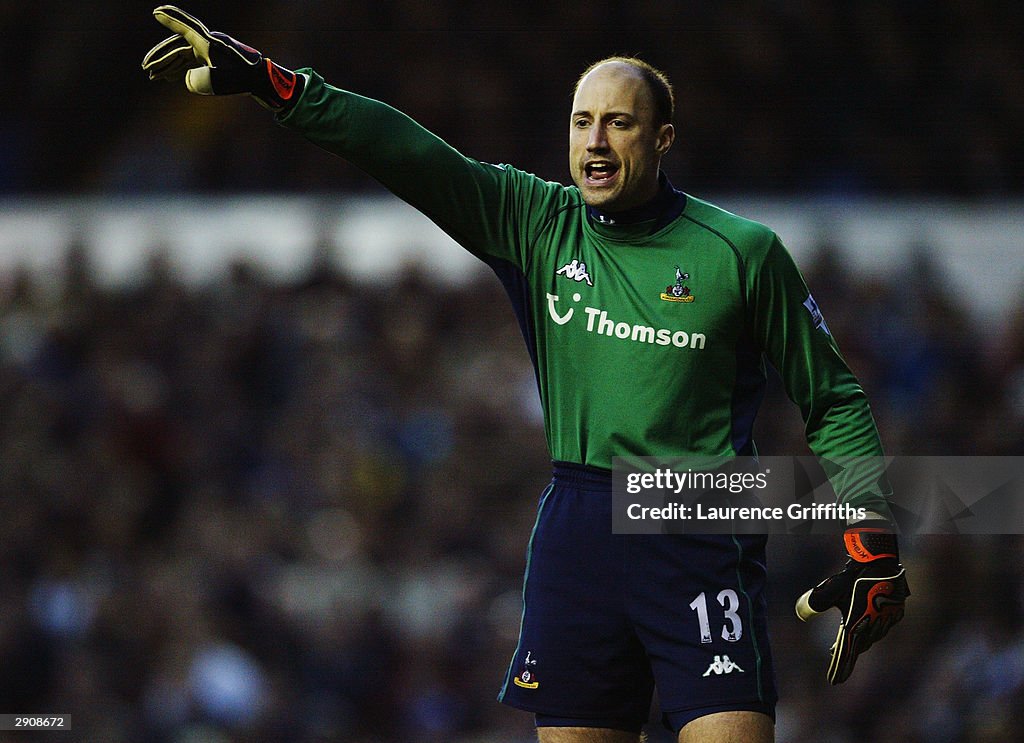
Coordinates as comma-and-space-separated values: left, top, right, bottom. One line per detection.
555, 259, 593, 286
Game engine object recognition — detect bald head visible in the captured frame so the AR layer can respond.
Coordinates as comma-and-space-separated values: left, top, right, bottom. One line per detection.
574, 57, 674, 128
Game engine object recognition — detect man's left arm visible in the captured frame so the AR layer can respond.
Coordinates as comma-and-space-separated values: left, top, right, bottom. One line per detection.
747, 234, 888, 512
747, 233, 909, 685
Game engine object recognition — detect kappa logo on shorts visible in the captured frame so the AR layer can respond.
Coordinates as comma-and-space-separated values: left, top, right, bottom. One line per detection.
702, 654, 744, 677
513, 650, 540, 689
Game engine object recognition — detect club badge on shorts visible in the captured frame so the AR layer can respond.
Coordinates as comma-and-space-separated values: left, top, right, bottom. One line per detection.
513, 650, 540, 689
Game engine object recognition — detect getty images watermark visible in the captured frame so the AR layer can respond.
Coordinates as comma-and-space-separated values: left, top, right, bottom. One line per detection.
623, 469, 867, 525
611, 456, 1024, 534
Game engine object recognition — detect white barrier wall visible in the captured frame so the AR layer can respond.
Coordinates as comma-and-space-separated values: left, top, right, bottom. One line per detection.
1, 195, 1021, 327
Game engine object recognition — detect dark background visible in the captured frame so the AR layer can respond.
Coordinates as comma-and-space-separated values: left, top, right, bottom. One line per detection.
2, 1, 1021, 196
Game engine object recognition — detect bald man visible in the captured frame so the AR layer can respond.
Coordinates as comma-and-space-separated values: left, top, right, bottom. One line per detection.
145, 9, 909, 741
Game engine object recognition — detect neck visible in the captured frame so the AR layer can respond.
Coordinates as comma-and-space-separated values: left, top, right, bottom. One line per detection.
586, 173, 685, 229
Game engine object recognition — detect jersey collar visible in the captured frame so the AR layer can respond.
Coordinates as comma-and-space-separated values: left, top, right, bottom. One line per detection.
585, 172, 687, 233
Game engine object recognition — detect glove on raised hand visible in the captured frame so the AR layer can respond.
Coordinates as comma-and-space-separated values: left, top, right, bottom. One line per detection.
142, 5, 302, 111
796, 523, 910, 684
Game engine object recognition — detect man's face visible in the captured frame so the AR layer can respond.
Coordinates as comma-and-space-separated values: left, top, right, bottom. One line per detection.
569, 62, 674, 213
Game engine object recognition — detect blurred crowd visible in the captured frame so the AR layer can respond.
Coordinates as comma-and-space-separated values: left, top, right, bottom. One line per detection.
0, 233, 1022, 742
1, 0, 1021, 195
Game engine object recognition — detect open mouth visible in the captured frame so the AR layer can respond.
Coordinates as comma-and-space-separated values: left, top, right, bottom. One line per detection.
585, 161, 620, 185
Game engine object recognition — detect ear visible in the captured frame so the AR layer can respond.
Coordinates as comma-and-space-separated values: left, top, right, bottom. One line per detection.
655, 123, 675, 155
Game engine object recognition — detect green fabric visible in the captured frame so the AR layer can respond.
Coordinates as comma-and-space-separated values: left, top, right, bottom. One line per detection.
278, 70, 892, 516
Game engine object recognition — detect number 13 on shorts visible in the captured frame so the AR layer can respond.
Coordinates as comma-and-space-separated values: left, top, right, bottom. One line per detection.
689, 589, 743, 644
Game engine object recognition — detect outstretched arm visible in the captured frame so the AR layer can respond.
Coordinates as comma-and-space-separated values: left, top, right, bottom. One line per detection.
276, 71, 529, 263
142, 6, 568, 267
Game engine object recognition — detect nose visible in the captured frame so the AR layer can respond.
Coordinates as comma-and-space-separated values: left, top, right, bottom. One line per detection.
587, 124, 609, 152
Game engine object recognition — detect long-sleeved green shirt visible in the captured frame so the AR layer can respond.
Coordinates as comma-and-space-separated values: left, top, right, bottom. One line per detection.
278, 70, 891, 514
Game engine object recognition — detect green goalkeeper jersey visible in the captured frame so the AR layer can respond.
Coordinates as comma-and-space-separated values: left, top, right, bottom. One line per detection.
279, 70, 890, 513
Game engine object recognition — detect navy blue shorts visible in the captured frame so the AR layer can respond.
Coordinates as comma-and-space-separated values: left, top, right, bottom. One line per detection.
498, 462, 777, 733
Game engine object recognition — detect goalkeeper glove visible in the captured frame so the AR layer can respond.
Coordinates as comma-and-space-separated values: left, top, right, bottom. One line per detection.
795, 522, 910, 685
141, 5, 303, 112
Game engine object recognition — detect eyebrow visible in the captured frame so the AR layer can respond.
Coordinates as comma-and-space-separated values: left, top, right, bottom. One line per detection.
571, 110, 636, 120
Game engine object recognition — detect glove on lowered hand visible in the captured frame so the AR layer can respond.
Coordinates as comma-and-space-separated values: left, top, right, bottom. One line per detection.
796, 523, 910, 684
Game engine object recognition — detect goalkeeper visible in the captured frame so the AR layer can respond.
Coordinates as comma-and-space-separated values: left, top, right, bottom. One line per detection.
143, 7, 909, 742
